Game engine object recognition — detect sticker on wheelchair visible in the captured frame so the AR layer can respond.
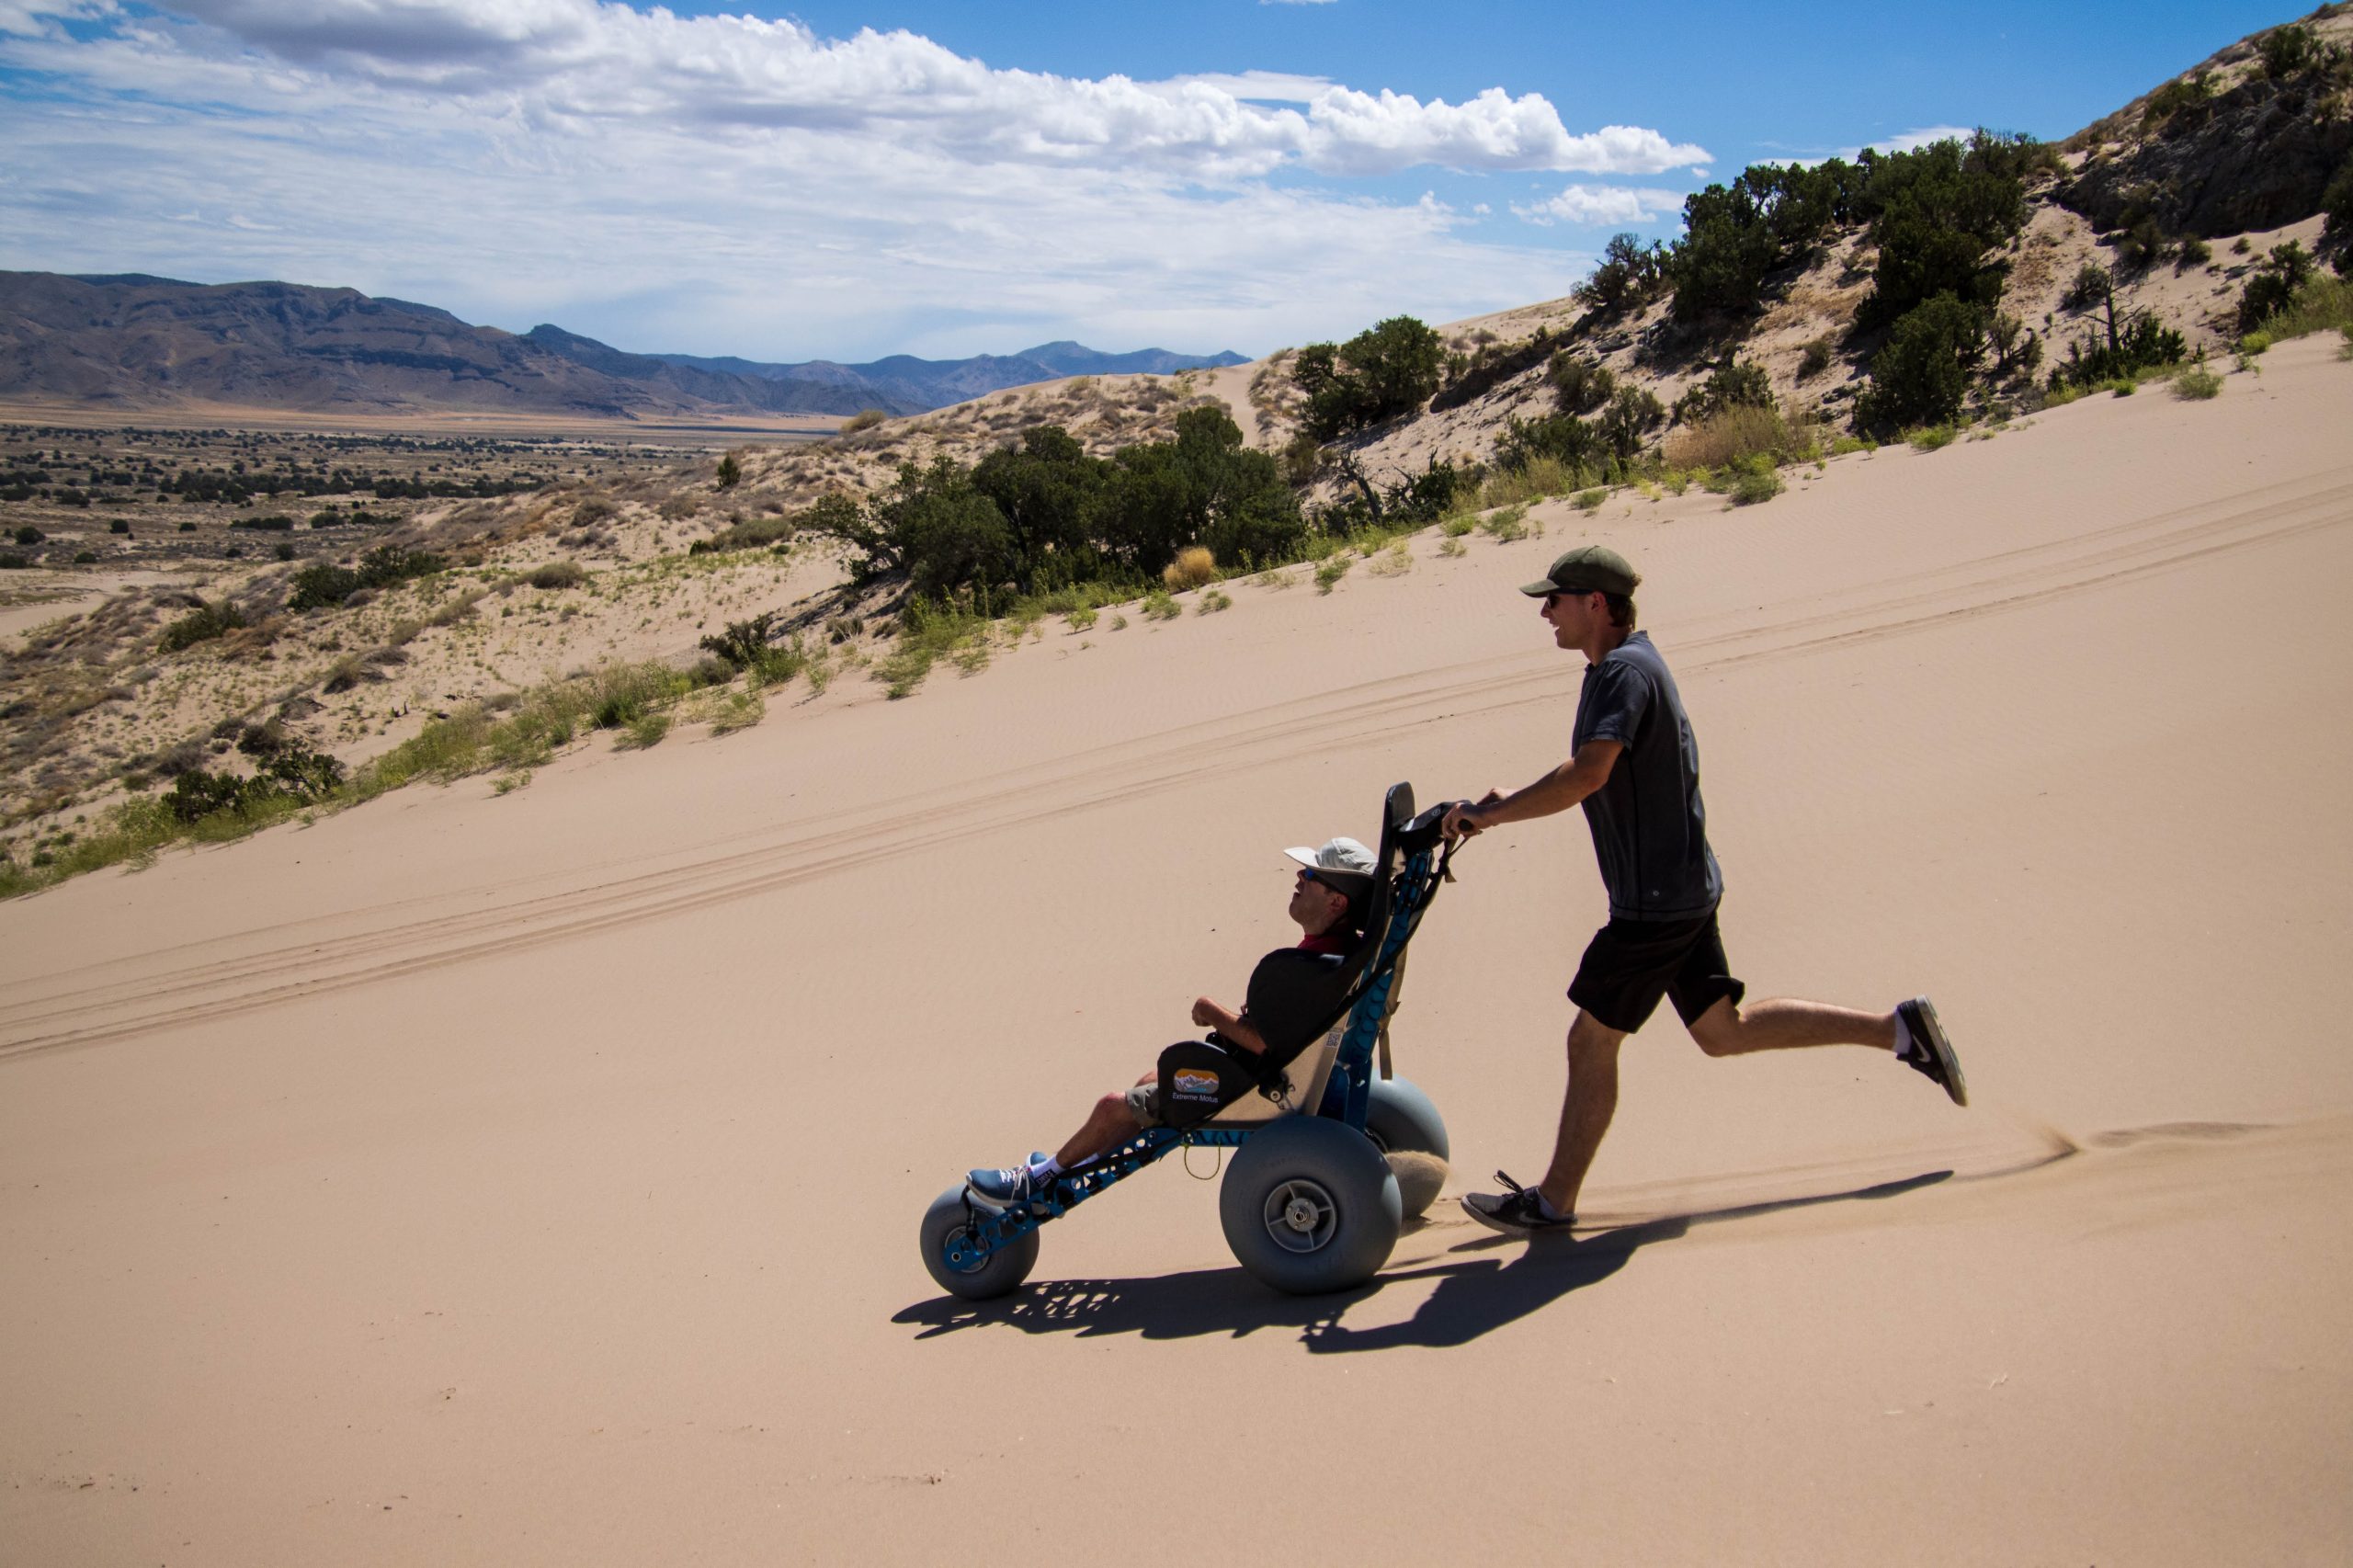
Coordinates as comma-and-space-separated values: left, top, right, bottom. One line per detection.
1171, 1069, 1222, 1101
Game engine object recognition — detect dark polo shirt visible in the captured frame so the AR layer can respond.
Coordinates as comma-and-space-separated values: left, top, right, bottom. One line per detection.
1573, 631, 1722, 920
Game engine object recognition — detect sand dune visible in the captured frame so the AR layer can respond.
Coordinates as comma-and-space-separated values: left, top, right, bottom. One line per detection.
4, 339, 2350, 1563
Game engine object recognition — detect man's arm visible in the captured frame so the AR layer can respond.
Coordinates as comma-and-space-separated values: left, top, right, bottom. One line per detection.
1443, 737, 1624, 837
1192, 995, 1267, 1055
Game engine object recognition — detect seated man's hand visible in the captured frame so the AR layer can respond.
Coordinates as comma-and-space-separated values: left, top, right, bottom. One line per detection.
1190, 996, 1226, 1029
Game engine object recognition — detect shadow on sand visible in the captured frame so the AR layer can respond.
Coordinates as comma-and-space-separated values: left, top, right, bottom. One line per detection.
894, 1168, 1951, 1353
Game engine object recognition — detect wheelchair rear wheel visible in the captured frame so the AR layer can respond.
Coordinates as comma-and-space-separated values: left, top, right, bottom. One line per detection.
1220, 1117, 1401, 1294
1363, 1074, 1450, 1220
919, 1185, 1040, 1301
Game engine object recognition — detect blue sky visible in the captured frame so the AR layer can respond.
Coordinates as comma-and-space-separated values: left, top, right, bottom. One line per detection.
0, 1, 2303, 362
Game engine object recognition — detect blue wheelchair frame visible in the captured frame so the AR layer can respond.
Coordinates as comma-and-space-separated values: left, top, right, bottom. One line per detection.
938, 833, 1450, 1276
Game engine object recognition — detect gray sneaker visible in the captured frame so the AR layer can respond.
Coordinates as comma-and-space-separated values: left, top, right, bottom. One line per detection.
1897, 997, 1968, 1107
1461, 1171, 1575, 1235
966, 1153, 1051, 1207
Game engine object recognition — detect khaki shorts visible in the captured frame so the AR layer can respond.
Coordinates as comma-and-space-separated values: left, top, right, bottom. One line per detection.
1122, 1082, 1167, 1129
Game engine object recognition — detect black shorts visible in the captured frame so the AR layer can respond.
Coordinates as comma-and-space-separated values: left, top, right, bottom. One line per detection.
1568, 911, 1745, 1034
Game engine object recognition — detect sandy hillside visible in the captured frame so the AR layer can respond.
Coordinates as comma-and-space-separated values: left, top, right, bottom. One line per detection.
3, 338, 2350, 1563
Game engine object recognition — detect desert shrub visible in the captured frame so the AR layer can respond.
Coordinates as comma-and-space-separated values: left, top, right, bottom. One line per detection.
2261, 22, 2320, 78
1854, 293, 1985, 432
1576, 233, 1669, 315
2325, 156, 2353, 254
74, 550, 97, 563
2142, 72, 2213, 131
699, 612, 784, 671
1313, 557, 1351, 594
1723, 455, 1784, 506
0, 552, 26, 569
1478, 505, 1530, 542
2048, 311, 2187, 390
1291, 316, 1445, 438
573, 496, 619, 528
1672, 360, 1773, 425
1662, 403, 1800, 470
1798, 336, 1835, 379
228, 515, 293, 530
1547, 352, 1615, 416
1477, 456, 1574, 509
12, 525, 42, 546
1196, 586, 1233, 613
2244, 271, 2353, 342
109, 518, 130, 534
715, 453, 743, 491
2173, 366, 2224, 400
617, 712, 671, 750
841, 409, 888, 434
160, 599, 248, 652
1431, 330, 1561, 414
2238, 242, 2317, 333
528, 560, 587, 590
1140, 588, 1181, 620
1163, 545, 1220, 591
164, 744, 346, 825
1906, 424, 1960, 451
272, 540, 296, 562
688, 511, 797, 554
2177, 235, 2212, 269
1575, 487, 1608, 512
288, 562, 363, 611
1280, 431, 1324, 486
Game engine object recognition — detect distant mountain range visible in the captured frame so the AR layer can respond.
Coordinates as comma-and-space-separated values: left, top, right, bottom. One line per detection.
0, 271, 1246, 421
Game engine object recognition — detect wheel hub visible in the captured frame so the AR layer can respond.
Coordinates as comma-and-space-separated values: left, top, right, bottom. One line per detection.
1261, 1176, 1338, 1255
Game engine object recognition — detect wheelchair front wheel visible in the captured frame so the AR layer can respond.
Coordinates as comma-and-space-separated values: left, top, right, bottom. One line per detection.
1220, 1117, 1401, 1294
919, 1185, 1039, 1301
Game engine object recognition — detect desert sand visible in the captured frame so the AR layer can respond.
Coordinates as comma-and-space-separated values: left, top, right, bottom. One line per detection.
3, 336, 2350, 1564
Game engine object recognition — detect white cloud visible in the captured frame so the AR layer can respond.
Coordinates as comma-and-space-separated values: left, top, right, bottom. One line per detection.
0, 1, 1693, 357
1512, 183, 1686, 227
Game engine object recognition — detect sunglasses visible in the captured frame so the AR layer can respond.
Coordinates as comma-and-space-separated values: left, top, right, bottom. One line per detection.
1543, 587, 1598, 608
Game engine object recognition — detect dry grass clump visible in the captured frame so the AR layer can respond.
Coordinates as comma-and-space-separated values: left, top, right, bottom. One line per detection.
1162, 546, 1221, 591
1662, 404, 1810, 470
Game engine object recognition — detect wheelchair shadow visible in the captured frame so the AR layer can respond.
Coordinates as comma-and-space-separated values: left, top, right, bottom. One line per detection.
893, 1168, 1951, 1351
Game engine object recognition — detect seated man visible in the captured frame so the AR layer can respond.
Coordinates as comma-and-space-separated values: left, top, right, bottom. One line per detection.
966, 835, 1376, 1205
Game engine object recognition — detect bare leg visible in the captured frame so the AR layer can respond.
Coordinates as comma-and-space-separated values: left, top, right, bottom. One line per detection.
1685, 995, 1895, 1057
1537, 1009, 1626, 1217
1052, 1070, 1156, 1167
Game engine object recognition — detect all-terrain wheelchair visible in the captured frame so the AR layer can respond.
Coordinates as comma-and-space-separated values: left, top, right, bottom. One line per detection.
919, 782, 1460, 1299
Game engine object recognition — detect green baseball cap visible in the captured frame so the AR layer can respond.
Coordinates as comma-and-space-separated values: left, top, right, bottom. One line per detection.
1520, 544, 1640, 597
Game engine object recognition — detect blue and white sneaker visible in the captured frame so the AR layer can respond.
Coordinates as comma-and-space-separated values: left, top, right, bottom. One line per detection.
1896, 997, 1968, 1107
966, 1153, 1051, 1207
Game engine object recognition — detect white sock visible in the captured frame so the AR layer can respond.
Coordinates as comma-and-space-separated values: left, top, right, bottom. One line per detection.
1892, 1008, 1914, 1057
1029, 1155, 1063, 1182
1535, 1189, 1570, 1222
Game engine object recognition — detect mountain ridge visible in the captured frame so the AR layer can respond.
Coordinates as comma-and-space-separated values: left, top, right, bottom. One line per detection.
0, 271, 1245, 420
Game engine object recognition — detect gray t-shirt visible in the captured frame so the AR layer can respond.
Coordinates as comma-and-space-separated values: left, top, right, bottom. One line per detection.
1573, 631, 1722, 920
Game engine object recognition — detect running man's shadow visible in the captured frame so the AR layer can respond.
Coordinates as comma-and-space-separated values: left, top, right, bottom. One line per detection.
894, 1169, 1949, 1351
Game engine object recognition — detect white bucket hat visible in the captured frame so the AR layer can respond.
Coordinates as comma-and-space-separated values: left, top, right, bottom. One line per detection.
1283, 835, 1375, 891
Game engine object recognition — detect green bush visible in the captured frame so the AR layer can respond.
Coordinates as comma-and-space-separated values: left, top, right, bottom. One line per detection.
1547, 353, 1616, 415
2238, 242, 2317, 333
74, 550, 97, 563
1724, 455, 1784, 506
715, 453, 743, 491
2172, 366, 2223, 400
1575, 233, 1668, 314
2261, 22, 2320, 78
2049, 311, 2187, 391
528, 560, 587, 590
1855, 294, 1985, 432
1672, 360, 1772, 426
160, 599, 248, 652
1292, 316, 1445, 438
12, 525, 41, 546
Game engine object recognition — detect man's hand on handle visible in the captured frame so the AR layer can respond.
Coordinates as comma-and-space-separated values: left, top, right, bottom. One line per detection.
1443, 790, 1504, 841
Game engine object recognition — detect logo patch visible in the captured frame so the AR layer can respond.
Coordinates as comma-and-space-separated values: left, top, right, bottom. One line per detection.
1172, 1069, 1222, 1098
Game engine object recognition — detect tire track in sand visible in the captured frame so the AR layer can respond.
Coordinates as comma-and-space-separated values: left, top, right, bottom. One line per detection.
5, 468, 2346, 1062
